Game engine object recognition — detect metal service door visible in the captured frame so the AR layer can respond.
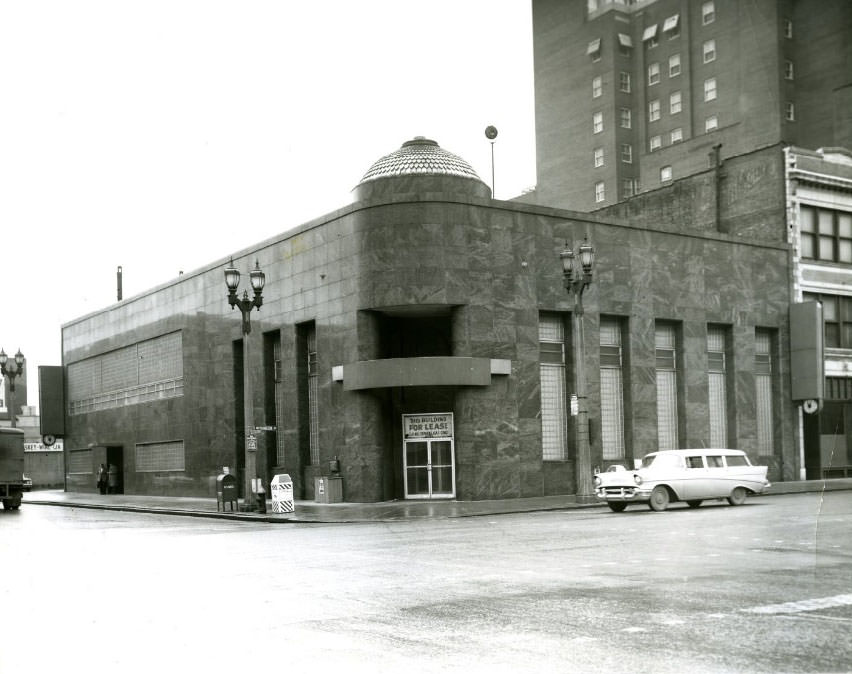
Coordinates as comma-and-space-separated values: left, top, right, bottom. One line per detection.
403, 414, 455, 499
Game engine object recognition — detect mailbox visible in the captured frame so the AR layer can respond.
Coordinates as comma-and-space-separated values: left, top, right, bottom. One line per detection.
216, 473, 238, 511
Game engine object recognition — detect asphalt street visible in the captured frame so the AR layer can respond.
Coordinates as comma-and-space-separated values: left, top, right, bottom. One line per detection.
2, 491, 850, 674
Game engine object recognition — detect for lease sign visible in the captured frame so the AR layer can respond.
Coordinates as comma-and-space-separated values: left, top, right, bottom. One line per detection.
403, 413, 453, 440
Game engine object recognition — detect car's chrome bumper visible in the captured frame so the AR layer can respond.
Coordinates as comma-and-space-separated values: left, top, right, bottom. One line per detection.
596, 486, 651, 501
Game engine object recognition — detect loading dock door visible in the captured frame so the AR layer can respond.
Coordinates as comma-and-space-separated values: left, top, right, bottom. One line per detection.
402, 413, 455, 499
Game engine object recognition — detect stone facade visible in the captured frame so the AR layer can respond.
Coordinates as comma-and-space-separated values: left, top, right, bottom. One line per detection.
59, 138, 797, 501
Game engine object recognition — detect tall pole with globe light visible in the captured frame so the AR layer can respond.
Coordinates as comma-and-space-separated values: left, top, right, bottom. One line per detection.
560, 239, 595, 501
0, 349, 25, 429
224, 258, 266, 510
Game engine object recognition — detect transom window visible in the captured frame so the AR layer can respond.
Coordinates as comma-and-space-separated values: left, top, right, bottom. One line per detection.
800, 205, 852, 263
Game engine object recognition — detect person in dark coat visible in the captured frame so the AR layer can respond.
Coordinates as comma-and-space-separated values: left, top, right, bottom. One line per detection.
97, 464, 107, 495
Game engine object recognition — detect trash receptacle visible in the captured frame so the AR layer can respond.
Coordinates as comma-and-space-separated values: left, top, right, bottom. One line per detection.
216, 473, 238, 511
270, 474, 294, 513
315, 476, 343, 504
255, 484, 267, 514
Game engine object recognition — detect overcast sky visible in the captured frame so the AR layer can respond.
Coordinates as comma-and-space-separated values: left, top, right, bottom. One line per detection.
0, 1, 536, 409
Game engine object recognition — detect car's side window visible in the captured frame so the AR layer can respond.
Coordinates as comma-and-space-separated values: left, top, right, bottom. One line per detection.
726, 455, 748, 467
707, 456, 724, 468
687, 456, 704, 468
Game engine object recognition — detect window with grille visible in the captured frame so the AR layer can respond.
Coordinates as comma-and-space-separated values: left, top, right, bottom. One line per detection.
136, 440, 185, 472
803, 293, 852, 348
755, 329, 774, 455
707, 326, 729, 447
307, 326, 319, 465
540, 314, 568, 461
655, 323, 679, 450
68, 449, 93, 474
669, 53, 681, 77
600, 317, 625, 459
800, 206, 852, 263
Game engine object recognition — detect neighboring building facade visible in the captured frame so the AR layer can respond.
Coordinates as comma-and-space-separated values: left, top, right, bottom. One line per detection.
59, 137, 797, 501
786, 146, 852, 478
528, 0, 852, 211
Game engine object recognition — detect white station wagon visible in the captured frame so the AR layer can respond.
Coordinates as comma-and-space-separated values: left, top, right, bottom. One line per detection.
594, 449, 770, 512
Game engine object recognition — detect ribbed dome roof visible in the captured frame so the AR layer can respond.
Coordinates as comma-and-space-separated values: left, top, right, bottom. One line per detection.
358, 137, 482, 184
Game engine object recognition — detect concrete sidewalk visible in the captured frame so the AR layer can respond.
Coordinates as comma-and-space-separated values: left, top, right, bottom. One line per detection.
20, 478, 852, 523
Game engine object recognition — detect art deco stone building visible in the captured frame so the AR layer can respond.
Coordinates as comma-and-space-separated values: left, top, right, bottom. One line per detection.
59, 137, 797, 501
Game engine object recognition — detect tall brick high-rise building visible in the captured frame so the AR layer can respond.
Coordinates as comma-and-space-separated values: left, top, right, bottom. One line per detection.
528, 0, 852, 211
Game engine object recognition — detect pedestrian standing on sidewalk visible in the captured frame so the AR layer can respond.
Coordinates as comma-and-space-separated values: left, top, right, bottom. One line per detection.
97, 464, 108, 495
107, 463, 118, 494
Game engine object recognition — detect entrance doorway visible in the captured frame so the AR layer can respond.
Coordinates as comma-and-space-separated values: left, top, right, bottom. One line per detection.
106, 446, 124, 494
402, 413, 455, 499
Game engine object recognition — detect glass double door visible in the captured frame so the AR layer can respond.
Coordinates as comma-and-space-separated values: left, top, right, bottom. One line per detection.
404, 439, 455, 499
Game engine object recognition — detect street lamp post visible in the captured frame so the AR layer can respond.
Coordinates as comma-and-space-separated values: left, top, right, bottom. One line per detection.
0, 349, 25, 429
224, 258, 266, 511
560, 239, 595, 502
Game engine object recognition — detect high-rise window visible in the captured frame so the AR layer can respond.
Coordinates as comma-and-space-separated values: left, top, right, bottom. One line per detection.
587, 38, 602, 61
595, 181, 605, 203
663, 14, 680, 39
592, 75, 603, 98
784, 18, 793, 38
618, 33, 632, 57
671, 127, 683, 143
705, 115, 719, 131
622, 178, 638, 198
669, 53, 681, 77
703, 39, 716, 63
660, 165, 673, 182
755, 329, 774, 455
594, 147, 604, 168
593, 111, 603, 133
803, 293, 852, 348
539, 314, 568, 461
620, 107, 632, 128
800, 206, 852, 263
702, 1, 715, 25
648, 62, 660, 85
619, 71, 631, 92
784, 60, 794, 80
655, 323, 679, 450
704, 77, 717, 101
707, 326, 729, 448
649, 135, 662, 151
785, 102, 795, 121
649, 99, 661, 121
670, 91, 682, 115
620, 143, 633, 163
600, 317, 626, 460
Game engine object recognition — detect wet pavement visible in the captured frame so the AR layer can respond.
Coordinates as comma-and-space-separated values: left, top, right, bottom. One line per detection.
21, 477, 852, 522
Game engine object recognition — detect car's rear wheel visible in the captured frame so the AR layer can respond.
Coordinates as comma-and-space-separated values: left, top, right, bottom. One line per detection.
686, 500, 702, 508
608, 502, 628, 512
727, 486, 747, 506
648, 486, 670, 511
